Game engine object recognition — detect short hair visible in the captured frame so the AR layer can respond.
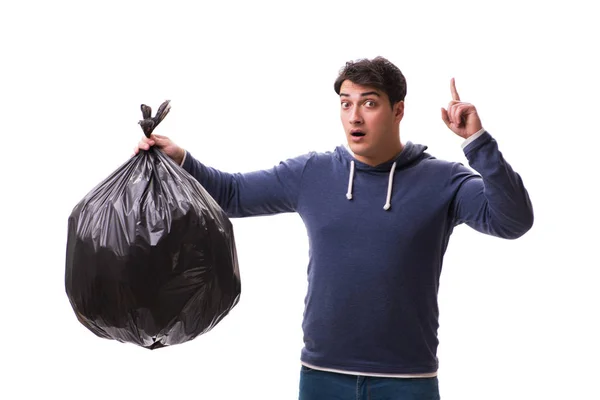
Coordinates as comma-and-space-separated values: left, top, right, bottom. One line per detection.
334, 56, 407, 108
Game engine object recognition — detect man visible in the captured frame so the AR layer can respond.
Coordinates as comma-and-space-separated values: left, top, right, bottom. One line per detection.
135, 57, 534, 399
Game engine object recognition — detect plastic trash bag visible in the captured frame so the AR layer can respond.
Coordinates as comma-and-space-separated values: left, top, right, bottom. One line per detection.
65, 100, 241, 349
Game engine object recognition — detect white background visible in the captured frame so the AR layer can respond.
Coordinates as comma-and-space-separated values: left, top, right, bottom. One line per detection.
1, 1, 598, 399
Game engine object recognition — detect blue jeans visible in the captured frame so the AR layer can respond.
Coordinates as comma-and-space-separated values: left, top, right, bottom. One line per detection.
299, 365, 441, 400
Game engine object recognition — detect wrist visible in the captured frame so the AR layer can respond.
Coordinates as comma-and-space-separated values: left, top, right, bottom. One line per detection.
174, 148, 186, 166
461, 128, 486, 149
174, 148, 187, 167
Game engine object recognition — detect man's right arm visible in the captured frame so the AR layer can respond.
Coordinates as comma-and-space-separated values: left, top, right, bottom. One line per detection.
180, 150, 313, 218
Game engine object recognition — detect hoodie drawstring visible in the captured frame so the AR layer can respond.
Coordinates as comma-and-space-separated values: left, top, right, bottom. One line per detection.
346, 160, 355, 200
346, 160, 397, 211
383, 161, 397, 210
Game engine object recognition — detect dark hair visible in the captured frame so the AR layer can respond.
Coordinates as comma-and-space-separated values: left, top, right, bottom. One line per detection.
334, 56, 407, 108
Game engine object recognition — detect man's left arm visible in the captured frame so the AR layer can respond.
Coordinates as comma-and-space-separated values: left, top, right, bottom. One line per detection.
442, 78, 534, 239
450, 130, 534, 238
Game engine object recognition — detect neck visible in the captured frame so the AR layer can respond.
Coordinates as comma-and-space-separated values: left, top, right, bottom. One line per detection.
354, 140, 404, 167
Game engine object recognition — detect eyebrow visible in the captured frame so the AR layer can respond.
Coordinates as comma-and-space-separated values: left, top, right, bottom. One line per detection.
340, 91, 381, 98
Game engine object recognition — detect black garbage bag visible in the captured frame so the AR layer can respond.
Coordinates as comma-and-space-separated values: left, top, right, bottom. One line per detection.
65, 100, 241, 349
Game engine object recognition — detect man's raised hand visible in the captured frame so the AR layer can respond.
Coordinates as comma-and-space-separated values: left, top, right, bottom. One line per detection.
441, 78, 483, 139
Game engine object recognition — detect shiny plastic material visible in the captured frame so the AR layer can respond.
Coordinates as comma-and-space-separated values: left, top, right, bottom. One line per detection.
65, 101, 240, 349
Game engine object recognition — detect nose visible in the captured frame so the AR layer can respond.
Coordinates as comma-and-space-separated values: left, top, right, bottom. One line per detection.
349, 107, 363, 125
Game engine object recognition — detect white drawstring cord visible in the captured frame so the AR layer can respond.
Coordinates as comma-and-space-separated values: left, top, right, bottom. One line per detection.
346, 160, 355, 200
383, 162, 397, 210
347, 159, 396, 210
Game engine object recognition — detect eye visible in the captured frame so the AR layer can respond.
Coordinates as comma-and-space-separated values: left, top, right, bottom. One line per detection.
364, 100, 376, 107
341, 101, 350, 109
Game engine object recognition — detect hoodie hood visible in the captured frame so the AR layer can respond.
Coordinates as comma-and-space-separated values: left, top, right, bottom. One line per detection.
335, 141, 428, 171
334, 142, 429, 210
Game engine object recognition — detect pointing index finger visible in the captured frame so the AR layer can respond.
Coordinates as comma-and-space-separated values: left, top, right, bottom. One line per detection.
451, 77, 460, 101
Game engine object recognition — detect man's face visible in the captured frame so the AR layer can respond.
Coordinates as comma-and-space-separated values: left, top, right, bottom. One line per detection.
339, 80, 404, 163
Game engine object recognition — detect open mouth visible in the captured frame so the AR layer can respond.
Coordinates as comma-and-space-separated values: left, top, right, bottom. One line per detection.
351, 130, 366, 137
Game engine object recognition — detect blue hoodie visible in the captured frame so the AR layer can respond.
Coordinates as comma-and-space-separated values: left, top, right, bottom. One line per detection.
181, 131, 533, 375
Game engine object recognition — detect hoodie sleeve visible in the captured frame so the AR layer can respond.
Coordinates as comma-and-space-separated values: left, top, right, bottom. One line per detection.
181, 151, 313, 218
450, 131, 534, 239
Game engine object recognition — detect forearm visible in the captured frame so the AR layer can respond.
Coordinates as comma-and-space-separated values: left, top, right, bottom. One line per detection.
180, 150, 311, 218
454, 131, 534, 239
181, 150, 238, 212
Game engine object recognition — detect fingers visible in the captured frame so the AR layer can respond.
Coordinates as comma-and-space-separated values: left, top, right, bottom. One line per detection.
451, 103, 469, 127
450, 78, 460, 101
133, 134, 171, 158
446, 78, 462, 125
442, 105, 462, 128
446, 100, 460, 126
445, 99, 475, 127
148, 133, 172, 146
137, 136, 155, 151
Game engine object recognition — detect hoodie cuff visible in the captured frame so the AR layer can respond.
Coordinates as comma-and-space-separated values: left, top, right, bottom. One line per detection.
461, 128, 486, 149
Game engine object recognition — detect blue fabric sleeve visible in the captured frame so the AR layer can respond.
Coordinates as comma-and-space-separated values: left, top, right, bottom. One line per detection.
451, 131, 534, 239
181, 151, 314, 218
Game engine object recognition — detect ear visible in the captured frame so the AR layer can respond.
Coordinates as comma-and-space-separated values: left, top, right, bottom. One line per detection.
394, 100, 404, 123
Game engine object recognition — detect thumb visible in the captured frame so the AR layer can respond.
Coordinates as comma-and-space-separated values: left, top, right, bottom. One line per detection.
441, 108, 451, 129
150, 134, 170, 147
